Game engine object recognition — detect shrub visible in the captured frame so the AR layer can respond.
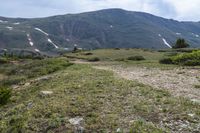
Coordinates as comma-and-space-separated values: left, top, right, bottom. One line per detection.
88, 57, 100, 62
159, 58, 173, 64
172, 50, 200, 66
83, 52, 93, 56
127, 56, 145, 61
0, 87, 11, 105
0, 58, 9, 64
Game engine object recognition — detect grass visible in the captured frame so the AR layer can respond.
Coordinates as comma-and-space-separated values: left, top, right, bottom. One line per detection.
0, 60, 200, 132
64, 48, 183, 70
0, 58, 73, 86
64, 48, 164, 61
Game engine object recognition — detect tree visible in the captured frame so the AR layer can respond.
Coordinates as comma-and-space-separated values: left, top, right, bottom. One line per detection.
173, 38, 189, 49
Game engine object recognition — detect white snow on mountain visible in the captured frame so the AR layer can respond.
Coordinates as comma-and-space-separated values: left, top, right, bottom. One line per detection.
6, 26, 13, 30
162, 38, 172, 48
27, 34, 34, 46
47, 38, 59, 49
35, 28, 49, 36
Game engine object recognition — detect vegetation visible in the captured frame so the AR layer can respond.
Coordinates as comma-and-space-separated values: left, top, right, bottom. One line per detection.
0, 87, 11, 105
173, 38, 190, 49
127, 56, 145, 61
0, 58, 73, 86
0, 49, 200, 132
87, 57, 100, 62
160, 50, 200, 66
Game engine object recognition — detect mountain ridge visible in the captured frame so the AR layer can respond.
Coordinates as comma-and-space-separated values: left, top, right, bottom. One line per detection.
1, 8, 200, 55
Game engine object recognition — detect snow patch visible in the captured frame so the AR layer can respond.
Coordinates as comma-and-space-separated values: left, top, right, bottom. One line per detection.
35, 28, 49, 36
66, 38, 70, 42
0, 20, 8, 23
35, 49, 40, 52
27, 34, 34, 46
192, 33, 199, 38
47, 38, 59, 49
162, 38, 172, 48
6, 26, 13, 30
176, 33, 181, 35
110, 25, 113, 28
158, 34, 161, 37
13, 22, 20, 25
64, 48, 69, 50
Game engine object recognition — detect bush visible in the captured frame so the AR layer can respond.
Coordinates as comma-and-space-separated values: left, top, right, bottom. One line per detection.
172, 50, 200, 66
159, 58, 173, 64
83, 52, 93, 56
0, 87, 11, 105
127, 56, 145, 61
88, 57, 100, 62
0, 58, 9, 64
160, 50, 200, 66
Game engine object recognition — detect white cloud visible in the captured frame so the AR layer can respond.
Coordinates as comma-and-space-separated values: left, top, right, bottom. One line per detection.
0, 0, 199, 21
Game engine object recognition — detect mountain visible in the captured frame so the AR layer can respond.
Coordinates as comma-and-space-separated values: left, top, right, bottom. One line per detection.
1, 8, 200, 55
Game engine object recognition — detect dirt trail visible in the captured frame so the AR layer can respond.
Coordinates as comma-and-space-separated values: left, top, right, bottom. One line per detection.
72, 59, 200, 101
94, 65, 200, 101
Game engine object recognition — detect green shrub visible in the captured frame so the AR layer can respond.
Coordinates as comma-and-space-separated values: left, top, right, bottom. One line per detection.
0, 58, 9, 64
159, 58, 173, 64
88, 57, 100, 62
83, 52, 93, 55
127, 56, 145, 61
172, 50, 200, 66
0, 87, 11, 105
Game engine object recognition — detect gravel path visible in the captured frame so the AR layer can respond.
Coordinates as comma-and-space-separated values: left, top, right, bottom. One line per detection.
93, 65, 200, 101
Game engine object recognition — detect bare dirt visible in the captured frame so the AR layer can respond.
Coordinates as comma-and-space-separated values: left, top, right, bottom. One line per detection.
94, 65, 200, 101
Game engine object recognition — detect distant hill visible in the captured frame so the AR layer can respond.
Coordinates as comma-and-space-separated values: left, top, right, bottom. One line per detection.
1, 8, 200, 55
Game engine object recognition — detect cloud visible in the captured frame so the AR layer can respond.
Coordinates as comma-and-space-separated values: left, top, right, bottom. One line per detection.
0, 0, 199, 21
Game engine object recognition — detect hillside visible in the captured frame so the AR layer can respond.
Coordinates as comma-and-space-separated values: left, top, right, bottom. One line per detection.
1, 9, 200, 55
1, 49, 200, 132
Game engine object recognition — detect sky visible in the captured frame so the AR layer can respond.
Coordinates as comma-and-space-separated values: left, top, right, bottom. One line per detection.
0, 0, 200, 21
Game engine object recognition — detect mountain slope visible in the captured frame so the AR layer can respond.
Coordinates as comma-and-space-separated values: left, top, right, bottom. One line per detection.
1, 8, 200, 54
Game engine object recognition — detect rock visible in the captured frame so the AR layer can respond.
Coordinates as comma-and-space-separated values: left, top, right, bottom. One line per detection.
69, 117, 84, 133
34, 75, 52, 82
188, 113, 195, 117
116, 128, 121, 132
40, 91, 53, 97
12, 85, 19, 89
191, 99, 200, 104
69, 117, 84, 125
27, 102, 33, 109
24, 82, 30, 87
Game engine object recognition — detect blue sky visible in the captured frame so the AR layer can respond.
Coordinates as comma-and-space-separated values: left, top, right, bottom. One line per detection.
0, 0, 199, 21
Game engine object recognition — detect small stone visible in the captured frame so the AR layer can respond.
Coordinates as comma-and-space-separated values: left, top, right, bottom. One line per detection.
69, 117, 84, 125
191, 99, 200, 104
40, 91, 53, 97
24, 82, 30, 87
27, 102, 33, 109
188, 113, 195, 117
116, 128, 121, 132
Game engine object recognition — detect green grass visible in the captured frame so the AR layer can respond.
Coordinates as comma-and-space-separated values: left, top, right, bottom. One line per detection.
0, 58, 73, 86
65, 48, 165, 61
0, 62, 199, 132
